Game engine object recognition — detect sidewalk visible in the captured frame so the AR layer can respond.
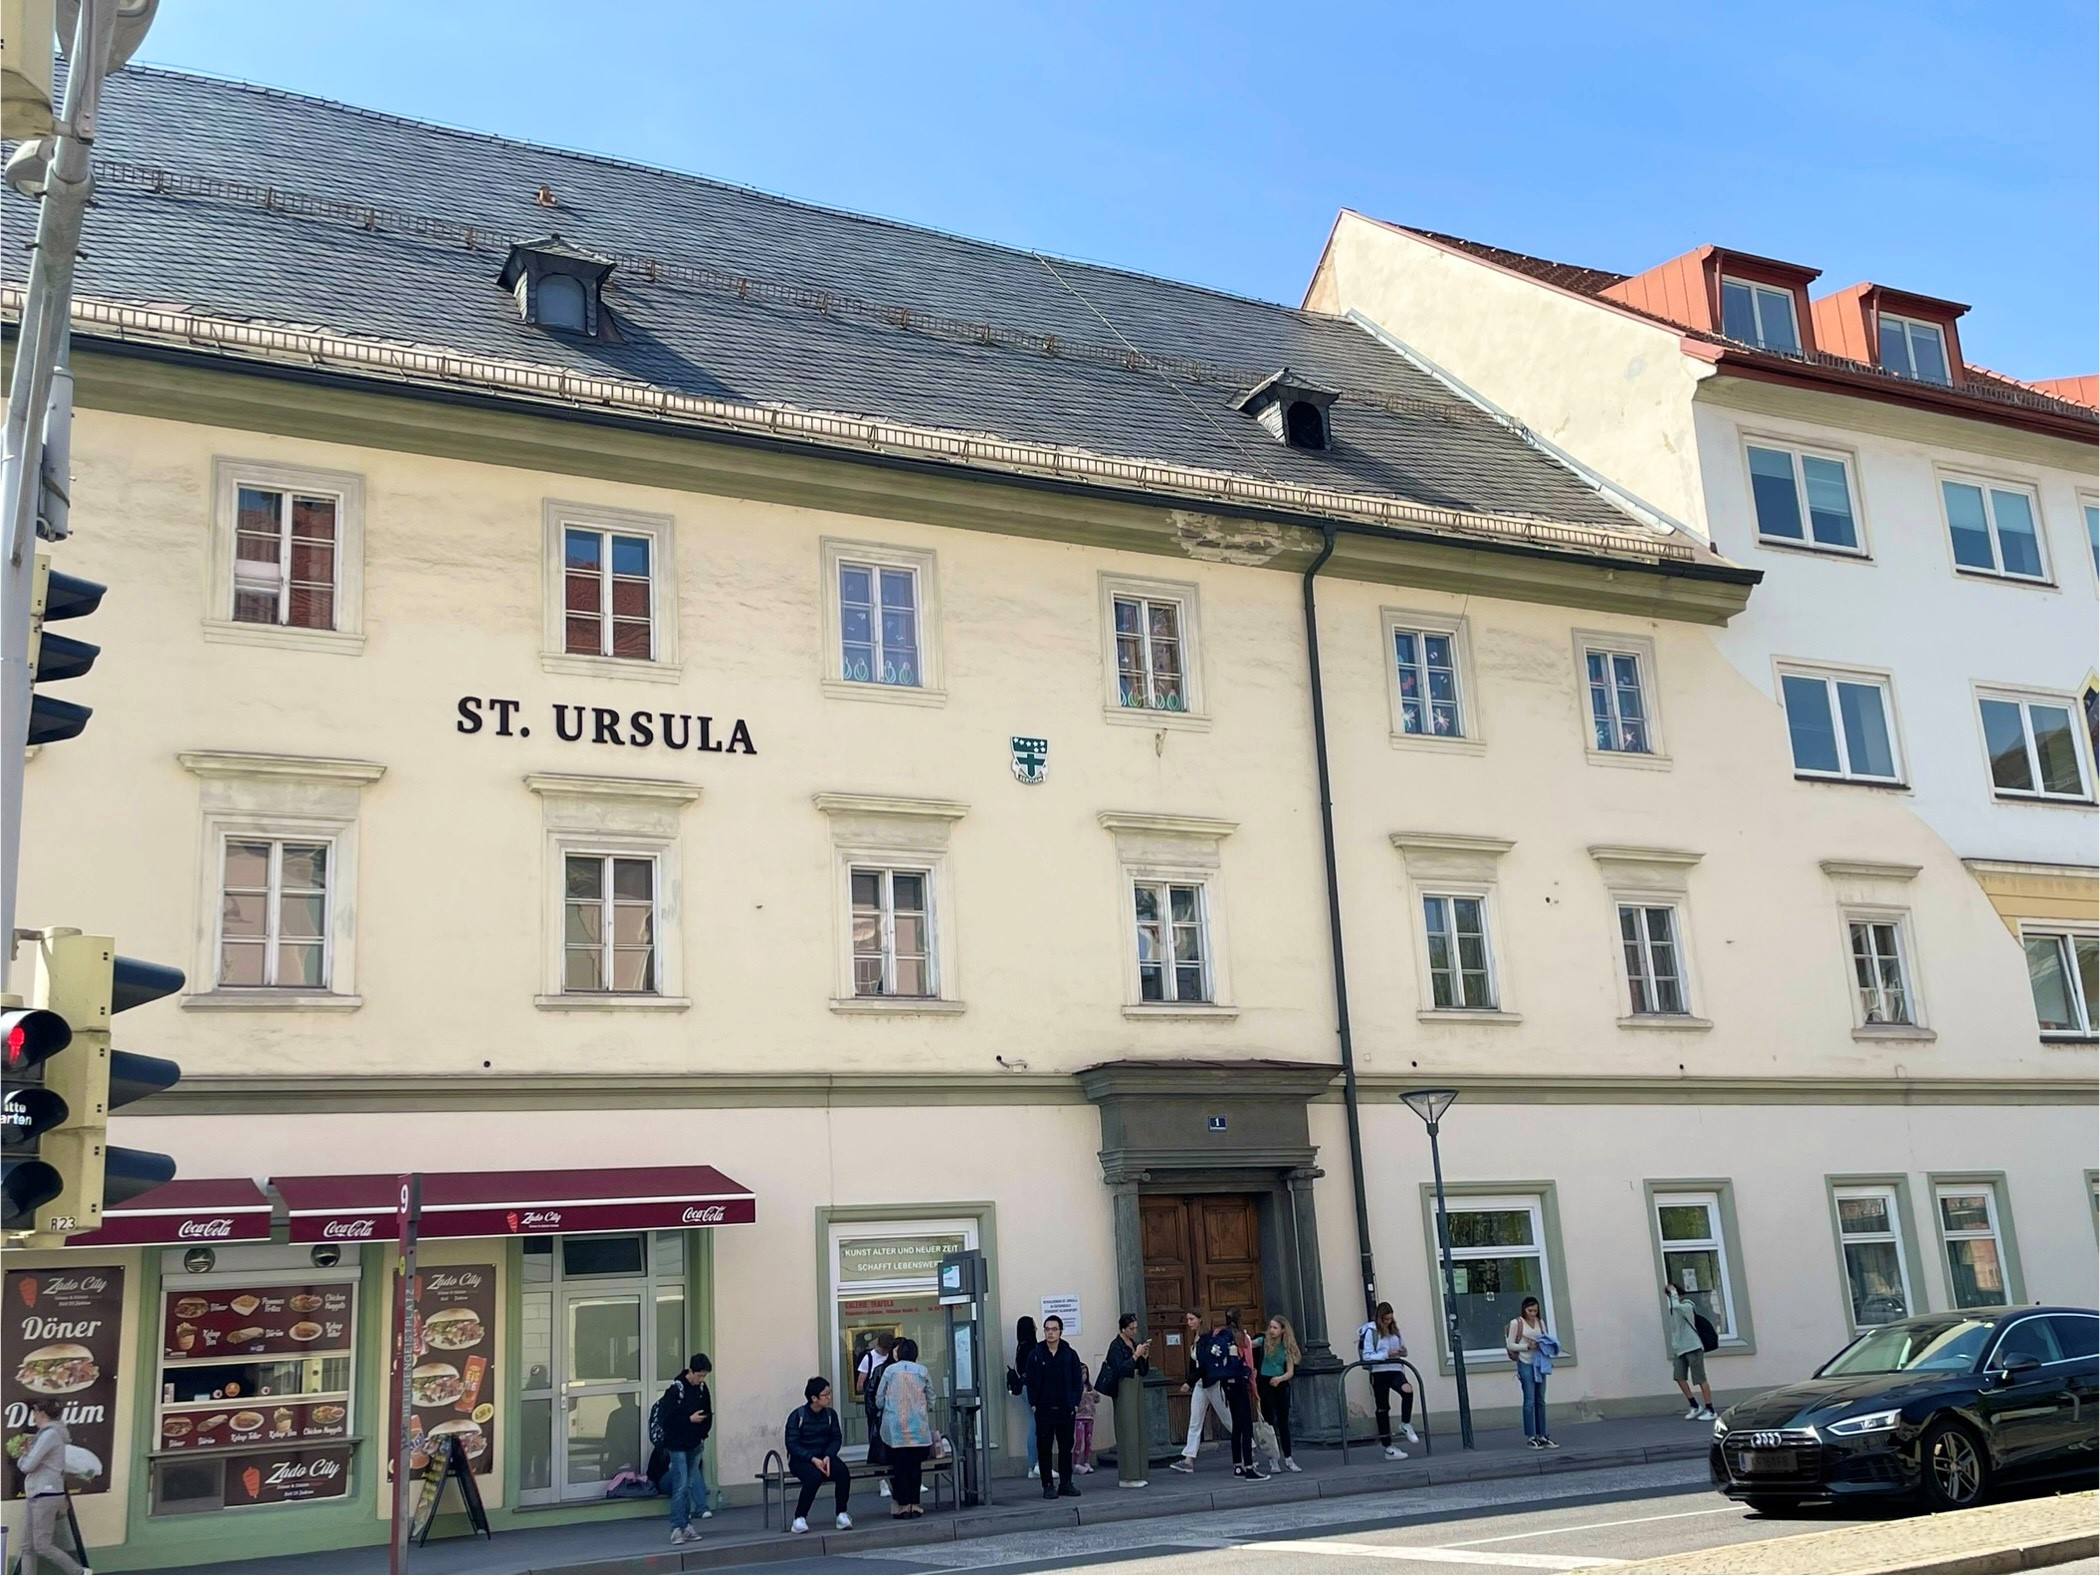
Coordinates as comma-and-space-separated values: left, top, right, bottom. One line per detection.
1608, 1488, 2099, 1574
176, 1410, 1714, 1576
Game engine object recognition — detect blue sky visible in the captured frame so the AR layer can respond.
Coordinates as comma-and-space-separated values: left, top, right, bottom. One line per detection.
135, 1, 2094, 378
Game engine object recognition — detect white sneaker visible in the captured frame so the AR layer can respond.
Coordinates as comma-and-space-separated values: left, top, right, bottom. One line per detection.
791, 1516, 810, 1534
1684, 1403, 1701, 1419
1383, 1444, 1407, 1460
1697, 1406, 1716, 1421
836, 1512, 853, 1530
686, 1522, 703, 1538
670, 1528, 688, 1545
1402, 1424, 1419, 1443
1284, 1456, 1302, 1472
879, 1480, 891, 1497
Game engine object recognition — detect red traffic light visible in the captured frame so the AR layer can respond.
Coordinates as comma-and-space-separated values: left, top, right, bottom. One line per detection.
1, 1009, 72, 1077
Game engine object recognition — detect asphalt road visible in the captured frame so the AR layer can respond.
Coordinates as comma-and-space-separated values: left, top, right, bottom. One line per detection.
710, 1461, 1901, 1574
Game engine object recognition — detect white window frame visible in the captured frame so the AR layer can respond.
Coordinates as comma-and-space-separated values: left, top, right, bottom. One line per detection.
820, 538, 944, 705
2081, 497, 2100, 583
1832, 1182, 1918, 1328
1741, 438, 1868, 556
1938, 472, 2052, 584
1652, 1191, 1740, 1343
1573, 630, 1668, 768
1382, 607, 1482, 753
1098, 573, 1206, 728
206, 458, 365, 654
1130, 878, 1212, 1005
1974, 684, 2095, 803
1101, 811, 1236, 1019
178, 751, 382, 1011
1879, 312, 1952, 385
1934, 1183, 2010, 1310
816, 793, 966, 1014
1420, 892, 1497, 1012
1776, 663, 1906, 784
530, 774, 696, 1010
1720, 277, 1801, 352
214, 835, 336, 993
849, 864, 939, 1000
1392, 832, 1517, 1022
1442, 1193, 1557, 1365
1592, 846, 1705, 1029
540, 500, 681, 683
560, 849, 662, 997
2019, 924, 2098, 1039
1843, 908, 1922, 1030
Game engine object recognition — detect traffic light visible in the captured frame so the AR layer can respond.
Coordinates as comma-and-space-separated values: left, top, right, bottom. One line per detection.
27, 553, 102, 746
1, 1001, 72, 1229
13, 929, 182, 1241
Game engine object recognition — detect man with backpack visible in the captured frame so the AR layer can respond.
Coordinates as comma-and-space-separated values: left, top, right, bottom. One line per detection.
1665, 1283, 1716, 1421
655, 1352, 714, 1544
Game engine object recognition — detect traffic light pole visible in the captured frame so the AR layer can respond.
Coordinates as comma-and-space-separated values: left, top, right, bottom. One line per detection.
0, 0, 119, 994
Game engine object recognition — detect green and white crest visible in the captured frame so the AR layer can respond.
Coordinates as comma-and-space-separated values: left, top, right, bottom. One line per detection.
1010, 735, 1048, 785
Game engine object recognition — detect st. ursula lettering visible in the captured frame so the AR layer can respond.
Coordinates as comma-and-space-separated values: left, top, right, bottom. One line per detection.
456, 696, 756, 755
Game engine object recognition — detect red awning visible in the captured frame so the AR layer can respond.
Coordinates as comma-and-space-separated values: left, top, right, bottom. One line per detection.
272, 1165, 756, 1244
69, 1178, 275, 1246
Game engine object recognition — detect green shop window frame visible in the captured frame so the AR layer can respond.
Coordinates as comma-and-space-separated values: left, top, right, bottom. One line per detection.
1641, 1177, 1757, 1359
1413, 1179, 1577, 1376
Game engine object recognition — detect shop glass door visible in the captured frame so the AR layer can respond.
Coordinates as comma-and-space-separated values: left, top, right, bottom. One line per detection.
563, 1289, 645, 1494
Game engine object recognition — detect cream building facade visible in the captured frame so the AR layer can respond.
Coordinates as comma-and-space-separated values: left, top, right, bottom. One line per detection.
4, 71, 2095, 1571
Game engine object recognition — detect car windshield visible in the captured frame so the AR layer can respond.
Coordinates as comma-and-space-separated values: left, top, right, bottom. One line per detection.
1821, 1319, 1993, 1376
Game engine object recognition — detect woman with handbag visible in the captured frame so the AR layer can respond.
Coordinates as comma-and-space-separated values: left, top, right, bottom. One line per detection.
1254, 1315, 1301, 1473
874, 1337, 937, 1517
1102, 1313, 1151, 1488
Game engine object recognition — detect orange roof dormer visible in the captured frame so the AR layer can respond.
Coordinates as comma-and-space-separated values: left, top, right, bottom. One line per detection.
1811, 283, 1969, 386
1600, 244, 1821, 353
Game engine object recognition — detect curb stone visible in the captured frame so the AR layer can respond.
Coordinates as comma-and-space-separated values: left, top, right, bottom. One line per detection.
1884, 1531, 2100, 1575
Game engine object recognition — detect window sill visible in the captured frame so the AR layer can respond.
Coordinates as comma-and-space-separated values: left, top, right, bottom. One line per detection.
540, 652, 684, 685
1954, 567, 2057, 591
182, 990, 362, 1012
1101, 705, 1210, 732
1755, 535, 1872, 563
1389, 732, 1486, 757
533, 993, 692, 1012
2041, 1033, 2100, 1046
1122, 1003, 1239, 1021
201, 620, 366, 656
1794, 773, 1911, 793
820, 678, 947, 708
1416, 1008, 1522, 1025
1616, 1014, 1713, 1032
829, 996, 967, 1016
1584, 748, 1672, 773
1853, 1023, 1937, 1043
1989, 792, 2097, 809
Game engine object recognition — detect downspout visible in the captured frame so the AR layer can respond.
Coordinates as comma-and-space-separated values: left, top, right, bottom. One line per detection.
1302, 524, 1378, 1324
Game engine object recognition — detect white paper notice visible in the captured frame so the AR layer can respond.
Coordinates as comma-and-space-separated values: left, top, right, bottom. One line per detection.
1041, 1294, 1081, 1337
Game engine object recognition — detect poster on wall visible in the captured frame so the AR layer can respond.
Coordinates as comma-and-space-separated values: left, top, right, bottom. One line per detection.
3, 1266, 125, 1499
389, 1266, 497, 1478
222, 1444, 354, 1506
162, 1281, 353, 1361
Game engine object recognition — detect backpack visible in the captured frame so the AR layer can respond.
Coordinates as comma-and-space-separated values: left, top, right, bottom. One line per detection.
1693, 1312, 1720, 1353
647, 1384, 673, 1447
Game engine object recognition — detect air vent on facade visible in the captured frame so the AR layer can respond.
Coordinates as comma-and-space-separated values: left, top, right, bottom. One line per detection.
496, 233, 621, 341
1233, 368, 1338, 451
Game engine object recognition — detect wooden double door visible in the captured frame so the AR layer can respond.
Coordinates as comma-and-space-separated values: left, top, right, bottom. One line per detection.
1141, 1193, 1265, 1442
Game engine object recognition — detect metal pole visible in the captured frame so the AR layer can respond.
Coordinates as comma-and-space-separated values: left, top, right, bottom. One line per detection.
0, 0, 119, 992
1426, 1120, 1475, 1450
389, 1173, 423, 1573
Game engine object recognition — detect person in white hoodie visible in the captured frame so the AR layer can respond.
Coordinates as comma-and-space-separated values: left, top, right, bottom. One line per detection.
18, 1400, 87, 1573
1357, 1302, 1417, 1459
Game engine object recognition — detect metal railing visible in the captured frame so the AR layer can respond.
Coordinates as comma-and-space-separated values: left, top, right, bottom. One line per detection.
1325, 1359, 1435, 1465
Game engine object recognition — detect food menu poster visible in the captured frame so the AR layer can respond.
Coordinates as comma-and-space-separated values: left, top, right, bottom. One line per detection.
4, 1267, 125, 1500
223, 1445, 354, 1506
164, 1283, 353, 1361
390, 1265, 496, 1479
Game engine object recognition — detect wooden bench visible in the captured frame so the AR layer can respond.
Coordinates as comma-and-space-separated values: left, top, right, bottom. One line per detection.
756, 1450, 955, 1528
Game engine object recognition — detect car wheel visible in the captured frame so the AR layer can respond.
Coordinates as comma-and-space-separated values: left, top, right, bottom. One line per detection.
1918, 1420, 1989, 1511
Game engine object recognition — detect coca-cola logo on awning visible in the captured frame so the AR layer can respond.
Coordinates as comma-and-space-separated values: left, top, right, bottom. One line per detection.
681, 1205, 728, 1224
177, 1218, 237, 1240
322, 1219, 378, 1240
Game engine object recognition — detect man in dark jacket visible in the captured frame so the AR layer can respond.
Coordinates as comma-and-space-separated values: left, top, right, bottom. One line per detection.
659, 1353, 713, 1544
784, 1377, 852, 1533
1023, 1313, 1087, 1499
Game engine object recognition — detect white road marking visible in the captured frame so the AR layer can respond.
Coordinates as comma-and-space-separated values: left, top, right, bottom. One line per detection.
1447, 1503, 1743, 1546
1238, 1539, 1625, 1570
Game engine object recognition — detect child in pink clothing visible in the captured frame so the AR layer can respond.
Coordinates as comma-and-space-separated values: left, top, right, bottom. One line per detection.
1072, 1375, 1100, 1473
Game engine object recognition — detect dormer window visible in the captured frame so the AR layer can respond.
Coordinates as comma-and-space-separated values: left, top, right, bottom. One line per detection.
1234, 368, 1338, 452
1878, 313, 1951, 385
497, 234, 619, 341
1720, 277, 1800, 353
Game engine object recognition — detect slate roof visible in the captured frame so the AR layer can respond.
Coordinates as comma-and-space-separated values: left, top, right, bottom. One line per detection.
1, 67, 1657, 539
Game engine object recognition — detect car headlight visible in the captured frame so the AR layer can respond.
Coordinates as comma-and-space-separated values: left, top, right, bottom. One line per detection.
1825, 1408, 1902, 1436
1712, 1416, 1728, 1439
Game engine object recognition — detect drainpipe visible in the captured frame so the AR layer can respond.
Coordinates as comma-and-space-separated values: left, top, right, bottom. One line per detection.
1301, 524, 1378, 1324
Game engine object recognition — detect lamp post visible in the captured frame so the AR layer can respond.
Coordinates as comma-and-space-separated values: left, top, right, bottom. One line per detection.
1400, 1089, 1474, 1450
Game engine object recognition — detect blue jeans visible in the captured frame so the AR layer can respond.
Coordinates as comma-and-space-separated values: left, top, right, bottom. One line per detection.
1517, 1361, 1548, 1439
666, 1443, 706, 1527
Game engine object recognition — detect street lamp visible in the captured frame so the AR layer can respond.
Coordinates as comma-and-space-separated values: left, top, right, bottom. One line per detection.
1400, 1089, 1474, 1450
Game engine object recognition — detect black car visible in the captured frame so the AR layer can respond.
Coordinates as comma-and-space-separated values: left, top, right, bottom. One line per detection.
1711, 1306, 2099, 1512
